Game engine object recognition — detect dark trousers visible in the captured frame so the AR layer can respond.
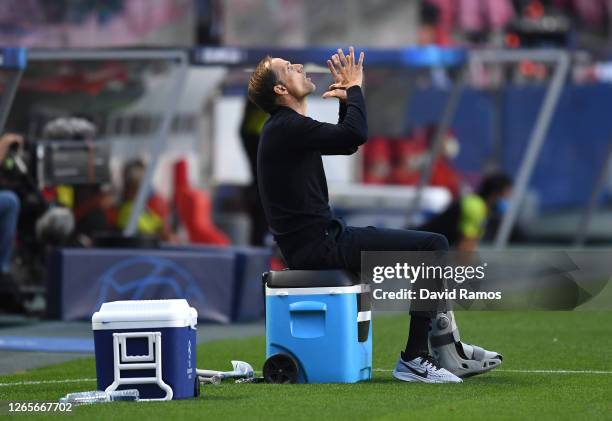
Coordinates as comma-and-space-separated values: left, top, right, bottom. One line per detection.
280, 218, 449, 317
0, 190, 20, 273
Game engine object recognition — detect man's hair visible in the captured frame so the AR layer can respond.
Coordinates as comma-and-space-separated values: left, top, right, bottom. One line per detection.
478, 173, 513, 200
248, 56, 280, 113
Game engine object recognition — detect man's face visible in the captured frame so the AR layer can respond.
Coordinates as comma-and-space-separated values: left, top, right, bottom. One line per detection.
270, 58, 316, 101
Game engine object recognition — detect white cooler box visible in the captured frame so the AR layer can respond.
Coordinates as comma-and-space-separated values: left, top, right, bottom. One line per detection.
92, 299, 198, 401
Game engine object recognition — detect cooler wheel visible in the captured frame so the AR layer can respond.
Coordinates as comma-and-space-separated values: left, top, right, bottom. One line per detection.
263, 353, 299, 384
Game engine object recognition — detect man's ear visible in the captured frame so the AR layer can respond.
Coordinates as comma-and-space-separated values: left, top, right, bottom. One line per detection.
273, 84, 287, 96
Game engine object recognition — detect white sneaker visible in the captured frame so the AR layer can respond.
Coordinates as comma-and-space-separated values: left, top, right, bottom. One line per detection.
392, 353, 463, 384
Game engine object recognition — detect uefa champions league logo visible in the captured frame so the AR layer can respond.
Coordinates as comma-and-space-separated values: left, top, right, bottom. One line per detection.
93, 256, 206, 311
188, 340, 193, 379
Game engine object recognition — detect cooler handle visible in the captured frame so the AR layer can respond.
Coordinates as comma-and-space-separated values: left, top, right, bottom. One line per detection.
289, 301, 327, 312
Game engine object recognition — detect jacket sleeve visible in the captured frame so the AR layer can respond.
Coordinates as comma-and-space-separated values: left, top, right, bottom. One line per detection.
320, 145, 359, 156
288, 86, 368, 153
338, 99, 347, 123
319, 97, 358, 155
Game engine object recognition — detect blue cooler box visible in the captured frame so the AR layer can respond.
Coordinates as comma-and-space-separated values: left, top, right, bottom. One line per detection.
92, 299, 198, 401
265, 270, 372, 383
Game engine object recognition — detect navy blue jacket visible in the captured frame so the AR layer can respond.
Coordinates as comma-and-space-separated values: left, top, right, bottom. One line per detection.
257, 86, 368, 248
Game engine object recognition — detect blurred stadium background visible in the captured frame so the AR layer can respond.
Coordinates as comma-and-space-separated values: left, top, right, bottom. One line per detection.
0, 0, 610, 381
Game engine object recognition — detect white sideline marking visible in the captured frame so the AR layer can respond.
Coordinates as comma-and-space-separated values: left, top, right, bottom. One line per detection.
373, 368, 612, 375
2, 368, 612, 388
0, 378, 96, 387
497, 369, 612, 375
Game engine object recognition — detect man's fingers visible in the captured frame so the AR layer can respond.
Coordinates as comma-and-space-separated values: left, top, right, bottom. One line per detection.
337, 48, 348, 67
357, 51, 365, 67
327, 59, 340, 79
349, 46, 355, 66
328, 83, 349, 91
332, 54, 343, 71
321, 89, 346, 99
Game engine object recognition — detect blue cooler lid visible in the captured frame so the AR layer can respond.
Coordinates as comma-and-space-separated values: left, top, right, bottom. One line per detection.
92, 299, 197, 330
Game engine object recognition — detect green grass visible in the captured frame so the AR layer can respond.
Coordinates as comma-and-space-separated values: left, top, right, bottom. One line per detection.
1, 312, 611, 420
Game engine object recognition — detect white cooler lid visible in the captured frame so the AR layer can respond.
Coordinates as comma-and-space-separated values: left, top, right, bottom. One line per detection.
92, 299, 198, 330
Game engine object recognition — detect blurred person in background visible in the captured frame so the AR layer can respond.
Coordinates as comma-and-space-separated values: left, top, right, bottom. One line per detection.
239, 97, 269, 246
423, 0, 514, 45
117, 159, 177, 243
0, 134, 23, 286
391, 125, 461, 198
67, 184, 114, 247
419, 172, 513, 251
419, 1, 451, 46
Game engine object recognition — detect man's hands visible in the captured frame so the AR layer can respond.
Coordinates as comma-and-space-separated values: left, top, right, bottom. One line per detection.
329, 46, 365, 88
0, 133, 23, 162
322, 46, 365, 101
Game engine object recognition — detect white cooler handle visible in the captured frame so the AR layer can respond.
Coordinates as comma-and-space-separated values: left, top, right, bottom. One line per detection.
105, 331, 173, 401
